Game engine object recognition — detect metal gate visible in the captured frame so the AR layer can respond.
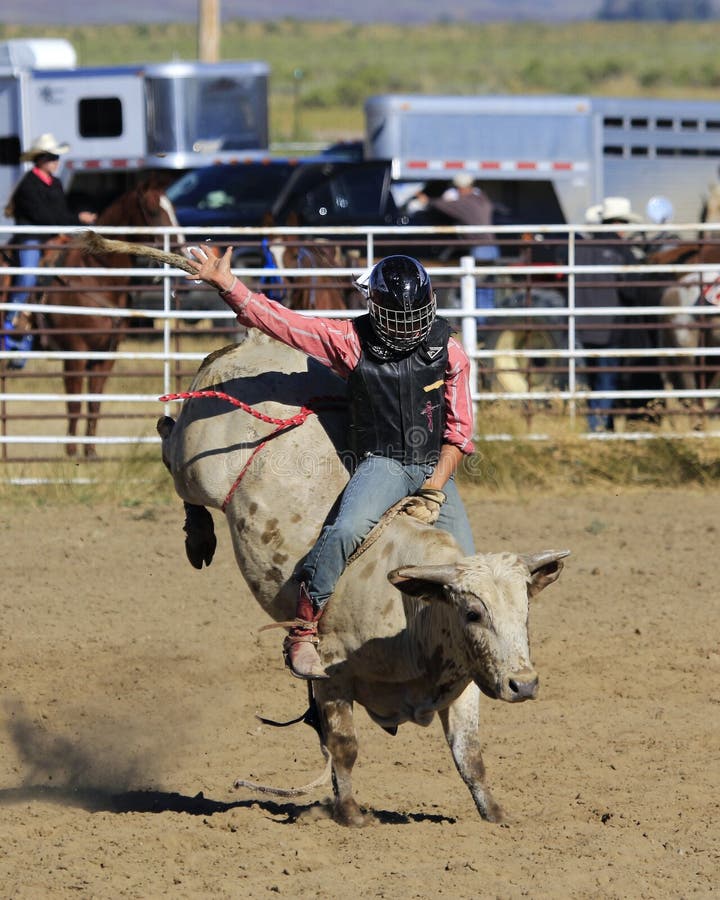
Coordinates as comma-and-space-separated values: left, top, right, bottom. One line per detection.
2, 221, 720, 468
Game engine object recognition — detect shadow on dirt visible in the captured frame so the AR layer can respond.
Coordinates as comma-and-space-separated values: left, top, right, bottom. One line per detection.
0, 784, 455, 825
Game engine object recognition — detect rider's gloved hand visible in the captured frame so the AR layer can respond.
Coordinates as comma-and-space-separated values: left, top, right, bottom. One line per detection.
404, 487, 446, 525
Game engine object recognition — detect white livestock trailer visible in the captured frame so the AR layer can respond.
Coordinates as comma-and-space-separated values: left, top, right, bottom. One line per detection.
0, 38, 270, 233
365, 93, 720, 225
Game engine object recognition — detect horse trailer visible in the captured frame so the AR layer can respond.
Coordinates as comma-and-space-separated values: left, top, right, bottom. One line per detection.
0, 38, 270, 234
364, 93, 720, 225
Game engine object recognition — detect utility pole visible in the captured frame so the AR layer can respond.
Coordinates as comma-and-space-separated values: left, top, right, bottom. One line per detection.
198, 0, 220, 62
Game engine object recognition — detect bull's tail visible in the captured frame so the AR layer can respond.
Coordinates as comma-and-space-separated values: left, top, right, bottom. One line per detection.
76, 231, 196, 274
233, 745, 332, 799
233, 685, 330, 798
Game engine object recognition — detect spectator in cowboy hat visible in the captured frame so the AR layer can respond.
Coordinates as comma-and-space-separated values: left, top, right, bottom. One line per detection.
575, 196, 646, 432
596, 195, 642, 225
3, 133, 96, 369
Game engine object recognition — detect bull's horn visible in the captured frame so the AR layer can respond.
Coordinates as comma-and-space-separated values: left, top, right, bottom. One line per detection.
75, 230, 197, 274
519, 550, 571, 573
388, 564, 457, 587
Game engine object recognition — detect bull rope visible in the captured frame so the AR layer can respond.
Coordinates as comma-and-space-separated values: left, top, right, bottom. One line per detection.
345, 495, 418, 565
158, 389, 343, 511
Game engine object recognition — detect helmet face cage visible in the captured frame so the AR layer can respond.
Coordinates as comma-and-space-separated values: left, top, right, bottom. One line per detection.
368, 256, 436, 352
368, 293, 436, 351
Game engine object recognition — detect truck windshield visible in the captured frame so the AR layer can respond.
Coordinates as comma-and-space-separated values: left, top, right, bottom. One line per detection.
167, 163, 295, 211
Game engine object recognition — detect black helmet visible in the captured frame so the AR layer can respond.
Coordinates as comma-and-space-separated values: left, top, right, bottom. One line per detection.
367, 255, 436, 352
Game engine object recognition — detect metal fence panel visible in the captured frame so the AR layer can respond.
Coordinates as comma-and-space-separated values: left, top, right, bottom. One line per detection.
2, 220, 720, 464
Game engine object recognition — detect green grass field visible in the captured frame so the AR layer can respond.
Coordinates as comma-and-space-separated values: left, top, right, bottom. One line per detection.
4, 19, 720, 142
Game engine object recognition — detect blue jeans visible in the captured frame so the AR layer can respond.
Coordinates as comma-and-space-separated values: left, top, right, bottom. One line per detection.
586, 355, 617, 432
4, 241, 40, 360
301, 455, 476, 610
13, 241, 42, 304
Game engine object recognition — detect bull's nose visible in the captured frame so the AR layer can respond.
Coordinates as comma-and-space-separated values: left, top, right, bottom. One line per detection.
507, 671, 539, 700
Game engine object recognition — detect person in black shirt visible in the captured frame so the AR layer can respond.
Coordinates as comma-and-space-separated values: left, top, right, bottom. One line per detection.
576, 197, 646, 432
3, 133, 96, 369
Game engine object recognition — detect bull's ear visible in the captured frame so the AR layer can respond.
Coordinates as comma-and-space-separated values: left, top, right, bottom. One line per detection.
387, 564, 457, 602
519, 549, 571, 598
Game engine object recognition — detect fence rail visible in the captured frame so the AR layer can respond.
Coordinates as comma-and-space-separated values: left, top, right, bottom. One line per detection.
2, 220, 720, 465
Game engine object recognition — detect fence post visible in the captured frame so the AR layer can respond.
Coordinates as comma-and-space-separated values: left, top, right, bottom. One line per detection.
162, 231, 172, 402
567, 228, 577, 426
460, 255, 478, 401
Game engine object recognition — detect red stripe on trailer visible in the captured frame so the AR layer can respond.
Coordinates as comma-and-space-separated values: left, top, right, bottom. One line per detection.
67, 158, 145, 170
403, 159, 583, 172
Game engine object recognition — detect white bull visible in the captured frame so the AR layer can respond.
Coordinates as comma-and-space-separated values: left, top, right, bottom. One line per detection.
158, 331, 570, 825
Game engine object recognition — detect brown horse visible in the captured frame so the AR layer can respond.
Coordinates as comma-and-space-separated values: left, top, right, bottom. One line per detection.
257, 210, 361, 312
264, 236, 362, 312
270, 240, 354, 312
25, 180, 181, 456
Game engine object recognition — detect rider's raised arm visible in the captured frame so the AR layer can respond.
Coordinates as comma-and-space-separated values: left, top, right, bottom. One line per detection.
185, 246, 361, 378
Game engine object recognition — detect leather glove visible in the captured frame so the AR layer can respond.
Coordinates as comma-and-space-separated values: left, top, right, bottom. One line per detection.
404, 488, 447, 525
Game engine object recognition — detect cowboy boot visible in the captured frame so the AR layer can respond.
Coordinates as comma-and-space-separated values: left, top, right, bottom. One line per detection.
282, 584, 328, 680
3, 312, 33, 370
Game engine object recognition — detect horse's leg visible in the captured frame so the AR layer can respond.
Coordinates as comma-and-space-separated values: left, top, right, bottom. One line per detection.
671, 310, 700, 394
85, 356, 116, 458
662, 284, 703, 428
62, 359, 85, 457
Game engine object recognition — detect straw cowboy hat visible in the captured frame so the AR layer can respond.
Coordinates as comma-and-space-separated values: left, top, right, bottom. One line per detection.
584, 196, 642, 225
20, 133, 70, 162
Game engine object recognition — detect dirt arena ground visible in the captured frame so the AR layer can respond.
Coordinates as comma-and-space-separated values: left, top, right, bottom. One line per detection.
1, 485, 717, 899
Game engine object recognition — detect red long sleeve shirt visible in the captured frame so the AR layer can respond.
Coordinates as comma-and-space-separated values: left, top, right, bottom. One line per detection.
222, 284, 476, 455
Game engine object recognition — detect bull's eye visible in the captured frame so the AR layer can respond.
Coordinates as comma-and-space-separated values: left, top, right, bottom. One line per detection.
466, 608, 483, 624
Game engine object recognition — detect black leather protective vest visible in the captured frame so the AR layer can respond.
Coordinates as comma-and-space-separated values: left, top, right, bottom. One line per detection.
348, 315, 451, 465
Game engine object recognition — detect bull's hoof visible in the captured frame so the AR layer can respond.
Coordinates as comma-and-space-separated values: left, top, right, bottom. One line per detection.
482, 800, 505, 824
333, 799, 371, 827
184, 503, 217, 569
